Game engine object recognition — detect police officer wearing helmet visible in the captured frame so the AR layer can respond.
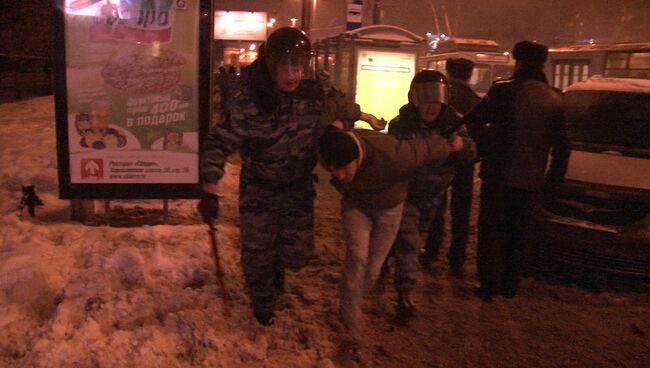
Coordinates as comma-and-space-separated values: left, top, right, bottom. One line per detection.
387, 70, 476, 323
421, 58, 481, 277
465, 40, 569, 302
199, 27, 384, 326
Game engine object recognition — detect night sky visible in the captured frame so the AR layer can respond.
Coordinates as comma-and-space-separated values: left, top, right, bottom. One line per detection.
215, 0, 650, 49
0, 1, 648, 62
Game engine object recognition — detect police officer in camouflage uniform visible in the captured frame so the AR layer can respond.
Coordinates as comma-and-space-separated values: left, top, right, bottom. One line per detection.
198, 27, 384, 326
388, 70, 476, 323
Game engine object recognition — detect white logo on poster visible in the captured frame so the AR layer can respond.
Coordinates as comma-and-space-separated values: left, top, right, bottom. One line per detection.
81, 159, 104, 179
175, 0, 187, 10
85, 160, 100, 175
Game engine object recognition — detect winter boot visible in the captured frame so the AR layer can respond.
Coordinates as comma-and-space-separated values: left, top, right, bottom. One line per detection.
395, 291, 416, 325
274, 267, 285, 295
253, 309, 275, 326
448, 264, 464, 279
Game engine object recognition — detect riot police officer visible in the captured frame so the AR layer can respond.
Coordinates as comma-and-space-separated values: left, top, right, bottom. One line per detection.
388, 70, 476, 322
198, 27, 382, 325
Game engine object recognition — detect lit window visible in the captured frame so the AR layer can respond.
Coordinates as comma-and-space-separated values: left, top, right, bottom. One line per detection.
629, 52, 650, 69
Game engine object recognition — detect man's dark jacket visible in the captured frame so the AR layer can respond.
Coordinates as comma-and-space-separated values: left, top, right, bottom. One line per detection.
464, 69, 570, 191
448, 80, 481, 115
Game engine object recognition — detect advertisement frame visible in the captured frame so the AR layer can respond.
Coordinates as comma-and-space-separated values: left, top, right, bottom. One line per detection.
53, 0, 211, 199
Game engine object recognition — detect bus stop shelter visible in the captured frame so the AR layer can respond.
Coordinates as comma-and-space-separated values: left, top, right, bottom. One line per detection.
314, 25, 425, 127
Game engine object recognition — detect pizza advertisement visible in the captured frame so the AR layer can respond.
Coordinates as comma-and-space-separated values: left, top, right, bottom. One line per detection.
62, 0, 201, 185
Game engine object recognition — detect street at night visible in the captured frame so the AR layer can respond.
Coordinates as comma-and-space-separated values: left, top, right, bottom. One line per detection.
1, 1, 649, 367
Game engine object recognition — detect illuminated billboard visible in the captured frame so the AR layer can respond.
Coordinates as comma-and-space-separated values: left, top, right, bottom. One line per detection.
355, 49, 415, 129
53, 0, 212, 199
214, 10, 267, 41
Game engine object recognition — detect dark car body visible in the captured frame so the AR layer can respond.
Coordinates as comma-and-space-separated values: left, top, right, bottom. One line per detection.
529, 76, 650, 280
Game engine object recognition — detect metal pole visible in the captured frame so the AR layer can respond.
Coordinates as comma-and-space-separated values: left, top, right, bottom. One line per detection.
208, 223, 231, 316
442, 4, 453, 36
104, 200, 111, 226
301, 0, 312, 36
429, 1, 442, 35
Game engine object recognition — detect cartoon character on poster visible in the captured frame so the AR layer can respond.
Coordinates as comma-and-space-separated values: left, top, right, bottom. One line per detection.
163, 126, 192, 152
79, 99, 128, 150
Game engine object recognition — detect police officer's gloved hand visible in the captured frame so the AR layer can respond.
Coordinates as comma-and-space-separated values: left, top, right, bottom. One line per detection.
198, 192, 220, 225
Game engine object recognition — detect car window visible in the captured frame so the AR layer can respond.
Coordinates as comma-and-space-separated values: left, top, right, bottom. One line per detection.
493, 65, 513, 81
564, 90, 650, 149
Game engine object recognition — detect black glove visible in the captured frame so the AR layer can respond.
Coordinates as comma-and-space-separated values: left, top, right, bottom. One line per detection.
198, 192, 219, 225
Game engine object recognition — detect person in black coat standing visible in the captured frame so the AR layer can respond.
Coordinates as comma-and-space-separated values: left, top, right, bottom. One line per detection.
464, 41, 570, 302
420, 58, 481, 277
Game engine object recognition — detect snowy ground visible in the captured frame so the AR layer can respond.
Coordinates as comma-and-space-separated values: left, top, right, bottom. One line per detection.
0, 96, 648, 368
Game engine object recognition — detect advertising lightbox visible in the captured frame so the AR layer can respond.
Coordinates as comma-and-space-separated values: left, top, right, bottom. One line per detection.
214, 11, 267, 41
53, 0, 212, 199
354, 49, 415, 128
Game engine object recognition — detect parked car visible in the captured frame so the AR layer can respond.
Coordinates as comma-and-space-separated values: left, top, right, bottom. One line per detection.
528, 76, 650, 284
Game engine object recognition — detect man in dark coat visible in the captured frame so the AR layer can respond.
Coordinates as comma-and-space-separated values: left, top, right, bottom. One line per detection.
464, 41, 570, 302
421, 58, 481, 277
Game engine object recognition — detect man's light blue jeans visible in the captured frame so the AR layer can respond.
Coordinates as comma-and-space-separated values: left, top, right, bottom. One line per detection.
339, 200, 404, 340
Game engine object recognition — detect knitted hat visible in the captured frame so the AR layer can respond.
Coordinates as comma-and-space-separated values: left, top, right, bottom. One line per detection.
512, 41, 548, 63
318, 128, 359, 168
446, 58, 474, 81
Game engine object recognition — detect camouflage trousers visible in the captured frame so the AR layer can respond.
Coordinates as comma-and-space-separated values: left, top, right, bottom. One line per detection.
393, 193, 446, 293
239, 180, 316, 313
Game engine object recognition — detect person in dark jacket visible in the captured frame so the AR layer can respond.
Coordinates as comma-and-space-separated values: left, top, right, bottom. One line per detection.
198, 27, 384, 326
421, 58, 481, 277
464, 41, 570, 302
387, 70, 476, 323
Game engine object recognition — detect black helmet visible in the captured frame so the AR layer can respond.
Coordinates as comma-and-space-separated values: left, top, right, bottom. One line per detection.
266, 27, 314, 59
263, 27, 315, 81
408, 70, 449, 107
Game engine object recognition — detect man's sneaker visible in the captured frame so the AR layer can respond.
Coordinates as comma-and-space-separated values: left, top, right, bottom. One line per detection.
253, 310, 275, 326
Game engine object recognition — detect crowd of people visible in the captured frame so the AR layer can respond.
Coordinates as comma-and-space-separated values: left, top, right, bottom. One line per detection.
198, 26, 570, 358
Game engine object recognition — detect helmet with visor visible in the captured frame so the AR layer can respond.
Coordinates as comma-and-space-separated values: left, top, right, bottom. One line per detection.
264, 27, 315, 84
408, 70, 449, 107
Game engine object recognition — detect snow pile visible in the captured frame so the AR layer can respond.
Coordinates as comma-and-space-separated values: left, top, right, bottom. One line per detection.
0, 96, 649, 368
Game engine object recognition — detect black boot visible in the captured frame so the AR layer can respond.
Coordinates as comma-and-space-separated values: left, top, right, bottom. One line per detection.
274, 267, 285, 295
253, 309, 275, 326
448, 264, 464, 279
474, 287, 493, 303
395, 291, 415, 325
252, 296, 276, 326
